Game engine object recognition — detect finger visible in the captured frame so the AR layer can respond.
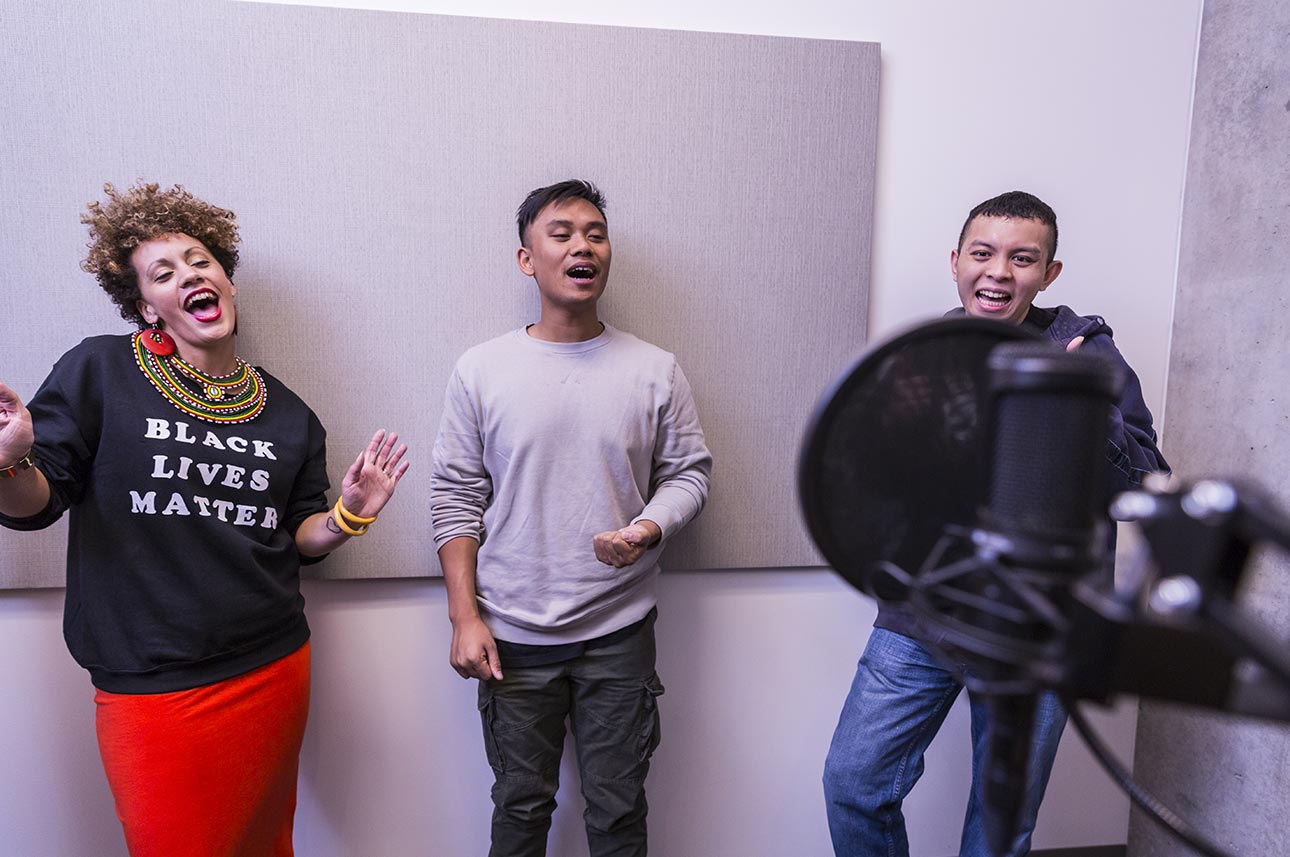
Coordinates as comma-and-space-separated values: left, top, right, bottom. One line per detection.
374, 431, 398, 467
0, 381, 20, 408
467, 649, 493, 680
389, 458, 411, 482
342, 449, 366, 485
1066, 336, 1084, 352
611, 538, 632, 560
484, 641, 503, 680
366, 429, 388, 463
380, 431, 400, 457
384, 442, 409, 472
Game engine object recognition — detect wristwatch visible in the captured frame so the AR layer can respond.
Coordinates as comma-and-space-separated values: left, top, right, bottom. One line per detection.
0, 450, 35, 479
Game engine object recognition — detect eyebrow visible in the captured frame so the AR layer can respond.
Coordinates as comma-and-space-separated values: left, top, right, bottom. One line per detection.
142, 256, 171, 275
544, 219, 608, 232
141, 243, 207, 274
967, 239, 1041, 255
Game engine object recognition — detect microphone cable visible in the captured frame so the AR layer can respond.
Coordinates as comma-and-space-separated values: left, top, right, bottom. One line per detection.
1062, 696, 1231, 857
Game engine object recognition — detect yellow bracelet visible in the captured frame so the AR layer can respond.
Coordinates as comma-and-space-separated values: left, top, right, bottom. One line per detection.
337, 496, 378, 525
332, 501, 368, 537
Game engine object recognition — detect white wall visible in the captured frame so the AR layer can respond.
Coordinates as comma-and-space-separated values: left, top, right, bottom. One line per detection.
0, 1, 1200, 855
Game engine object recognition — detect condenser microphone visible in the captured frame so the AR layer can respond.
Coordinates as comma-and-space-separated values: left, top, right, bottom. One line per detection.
922, 341, 1126, 673
982, 341, 1124, 562
802, 319, 1290, 857
968, 341, 1124, 857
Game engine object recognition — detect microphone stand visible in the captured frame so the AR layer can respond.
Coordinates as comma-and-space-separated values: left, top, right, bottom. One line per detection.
883, 478, 1290, 857
1067, 478, 1290, 721
1062, 479, 1290, 857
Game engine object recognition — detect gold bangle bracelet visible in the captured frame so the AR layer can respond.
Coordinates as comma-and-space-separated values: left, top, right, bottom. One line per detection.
337, 496, 378, 525
332, 501, 368, 537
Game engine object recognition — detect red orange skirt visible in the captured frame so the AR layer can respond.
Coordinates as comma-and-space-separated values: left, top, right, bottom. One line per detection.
94, 642, 311, 857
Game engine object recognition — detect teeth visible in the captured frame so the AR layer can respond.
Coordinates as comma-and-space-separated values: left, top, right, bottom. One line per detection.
184, 290, 217, 310
978, 289, 1008, 300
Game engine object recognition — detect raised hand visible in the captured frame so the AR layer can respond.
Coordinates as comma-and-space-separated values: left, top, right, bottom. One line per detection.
0, 381, 35, 467
339, 429, 410, 519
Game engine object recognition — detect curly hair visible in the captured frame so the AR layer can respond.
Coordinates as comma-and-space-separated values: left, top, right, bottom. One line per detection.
81, 182, 241, 327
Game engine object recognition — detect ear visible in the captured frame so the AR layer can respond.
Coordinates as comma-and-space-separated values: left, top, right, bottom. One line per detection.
516, 246, 535, 277
229, 282, 237, 300
949, 248, 960, 282
1039, 259, 1063, 291
136, 298, 159, 325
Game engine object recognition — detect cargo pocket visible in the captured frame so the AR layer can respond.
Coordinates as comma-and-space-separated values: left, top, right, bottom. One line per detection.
478, 686, 506, 774
635, 673, 665, 763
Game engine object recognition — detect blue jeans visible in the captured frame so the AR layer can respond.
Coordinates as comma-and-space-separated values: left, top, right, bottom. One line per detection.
477, 616, 664, 857
822, 628, 1067, 857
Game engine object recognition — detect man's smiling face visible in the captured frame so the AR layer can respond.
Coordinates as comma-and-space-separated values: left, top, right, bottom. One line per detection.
951, 215, 1062, 325
517, 197, 612, 314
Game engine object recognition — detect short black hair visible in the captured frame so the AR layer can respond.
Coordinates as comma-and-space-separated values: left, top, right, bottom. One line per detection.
958, 190, 1058, 264
516, 179, 607, 246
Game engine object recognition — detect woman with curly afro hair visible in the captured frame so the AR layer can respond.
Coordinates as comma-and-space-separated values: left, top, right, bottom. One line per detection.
0, 182, 411, 857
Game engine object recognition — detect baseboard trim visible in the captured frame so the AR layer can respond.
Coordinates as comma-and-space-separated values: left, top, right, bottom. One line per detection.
1032, 847, 1126, 857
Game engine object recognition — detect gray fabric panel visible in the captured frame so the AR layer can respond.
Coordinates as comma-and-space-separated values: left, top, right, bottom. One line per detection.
0, 0, 878, 584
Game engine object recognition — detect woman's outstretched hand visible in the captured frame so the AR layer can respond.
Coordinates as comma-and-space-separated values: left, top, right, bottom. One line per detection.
339, 429, 410, 519
0, 381, 35, 467
0, 380, 52, 518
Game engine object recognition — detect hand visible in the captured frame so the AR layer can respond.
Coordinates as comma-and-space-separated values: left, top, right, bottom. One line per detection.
1066, 336, 1085, 352
340, 429, 409, 519
450, 615, 503, 681
0, 381, 35, 467
593, 521, 661, 568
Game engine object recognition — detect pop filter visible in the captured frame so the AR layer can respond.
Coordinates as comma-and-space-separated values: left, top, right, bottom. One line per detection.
798, 317, 1034, 597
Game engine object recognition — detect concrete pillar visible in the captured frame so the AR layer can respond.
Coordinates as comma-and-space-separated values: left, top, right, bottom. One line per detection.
1129, 0, 1290, 853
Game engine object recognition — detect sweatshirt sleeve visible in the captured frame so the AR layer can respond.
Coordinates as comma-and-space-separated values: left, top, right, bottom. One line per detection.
635, 362, 713, 539
430, 367, 492, 548
1082, 333, 1170, 495
284, 407, 331, 544
0, 346, 99, 531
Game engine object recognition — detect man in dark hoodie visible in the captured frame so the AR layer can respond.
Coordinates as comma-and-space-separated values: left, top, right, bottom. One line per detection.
821, 191, 1169, 857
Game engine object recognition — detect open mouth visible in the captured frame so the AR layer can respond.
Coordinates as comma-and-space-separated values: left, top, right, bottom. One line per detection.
566, 264, 597, 282
975, 288, 1012, 309
183, 288, 222, 322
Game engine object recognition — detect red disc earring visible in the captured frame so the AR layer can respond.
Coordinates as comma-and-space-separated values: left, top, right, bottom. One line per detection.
140, 327, 176, 356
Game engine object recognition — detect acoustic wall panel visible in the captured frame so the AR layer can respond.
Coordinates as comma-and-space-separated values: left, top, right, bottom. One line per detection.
0, 0, 878, 584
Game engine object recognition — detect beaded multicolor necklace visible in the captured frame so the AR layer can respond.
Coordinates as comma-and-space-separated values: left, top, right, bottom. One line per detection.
132, 328, 267, 423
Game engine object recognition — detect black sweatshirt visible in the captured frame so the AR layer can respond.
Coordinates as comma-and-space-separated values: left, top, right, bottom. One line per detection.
1, 335, 330, 692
